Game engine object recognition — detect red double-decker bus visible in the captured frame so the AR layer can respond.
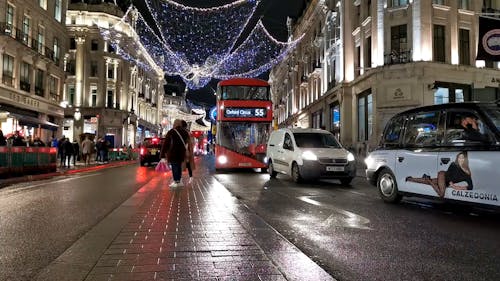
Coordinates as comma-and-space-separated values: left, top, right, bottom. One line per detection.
215, 78, 272, 170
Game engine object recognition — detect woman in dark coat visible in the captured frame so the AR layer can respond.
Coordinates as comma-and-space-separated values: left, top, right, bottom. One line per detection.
160, 119, 190, 187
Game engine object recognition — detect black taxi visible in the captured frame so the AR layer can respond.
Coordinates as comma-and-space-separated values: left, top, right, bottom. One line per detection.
139, 137, 164, 166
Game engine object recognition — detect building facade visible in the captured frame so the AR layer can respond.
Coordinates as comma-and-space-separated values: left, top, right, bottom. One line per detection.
0, 0, 68, 143
270, 0, 500, 158
65, 1, 164, 148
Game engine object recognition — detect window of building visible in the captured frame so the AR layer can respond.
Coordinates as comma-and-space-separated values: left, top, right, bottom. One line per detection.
67, 59, 76, 75
53, 37, 59, 64
391, 24, 407, 53
91, 86, 97, 107
20, 62, 31, 92
23, 16, 30, 45
35, 69, 45, 97
392, 0, 409, 7
37, 26, 45, 55
107, 90, 114, 108
459, 29, 470, 65
331, 103, 341, 140
6, 4, 14, 30
2, 54, 14, 86
91, 39, 99, 51
107, 43, 115, 53
70, 38, 76, 50
355, 46, 361, 77
434, 82, 471, 104
107, 66, 114, 79
55, 0, 62, 22
365, 36, 372, 69
459, 0, 469, 9
433, 0, 445, 4
49, 76, 58, 102
68, 85, 75, 105
433, 25, 446, 62
39, 0, 47, 10
358, 89, 373, 141
90, 61, 98, 77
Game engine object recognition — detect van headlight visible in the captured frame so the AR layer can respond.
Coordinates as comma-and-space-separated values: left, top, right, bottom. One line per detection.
302, 151, 318, 161
347, 152, 355, 162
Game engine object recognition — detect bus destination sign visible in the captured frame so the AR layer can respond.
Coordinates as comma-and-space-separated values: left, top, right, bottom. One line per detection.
224, 107, 267, 118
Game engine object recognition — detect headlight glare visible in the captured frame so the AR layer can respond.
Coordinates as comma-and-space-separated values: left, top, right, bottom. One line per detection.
302, 151, 318, 161
347, 152, 355, 162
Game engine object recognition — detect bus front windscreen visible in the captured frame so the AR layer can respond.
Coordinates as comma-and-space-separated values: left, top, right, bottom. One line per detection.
218, 122, 270, 159
221, 86, 269, 100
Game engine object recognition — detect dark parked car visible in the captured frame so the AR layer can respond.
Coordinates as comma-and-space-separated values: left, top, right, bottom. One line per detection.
139, 137, 164, 166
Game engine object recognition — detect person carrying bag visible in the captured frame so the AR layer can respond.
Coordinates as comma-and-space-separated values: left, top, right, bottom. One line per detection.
160, 119, 190, 187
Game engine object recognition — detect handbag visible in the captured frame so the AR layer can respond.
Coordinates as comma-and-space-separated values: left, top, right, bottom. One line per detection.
155, 159, 170, 173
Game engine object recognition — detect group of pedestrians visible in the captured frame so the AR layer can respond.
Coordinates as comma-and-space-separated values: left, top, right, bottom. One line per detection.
160, 119, 195, 188
0, 130, 47, 147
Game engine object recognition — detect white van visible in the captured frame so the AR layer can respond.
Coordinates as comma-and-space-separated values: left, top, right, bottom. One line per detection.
266, 128, 356, 184
365, 102, 500, 207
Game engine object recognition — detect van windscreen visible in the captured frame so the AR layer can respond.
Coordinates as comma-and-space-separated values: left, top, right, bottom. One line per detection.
293, 133, 341, 148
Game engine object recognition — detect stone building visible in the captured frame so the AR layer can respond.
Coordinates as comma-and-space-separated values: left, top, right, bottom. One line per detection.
0, 0, 68, 143
65, 1, 164, 147
270, 0, 500, 158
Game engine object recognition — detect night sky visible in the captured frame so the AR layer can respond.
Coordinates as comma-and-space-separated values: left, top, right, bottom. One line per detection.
130, 0, 307, 107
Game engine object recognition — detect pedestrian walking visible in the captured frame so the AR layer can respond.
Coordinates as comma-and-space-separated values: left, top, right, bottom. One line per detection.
181, 120, 195, 183
81, 136, 93, 165
160, 119, 190, 187
0, 130, 6, 146
72, 140, 80, 166
63, 138, 74, 167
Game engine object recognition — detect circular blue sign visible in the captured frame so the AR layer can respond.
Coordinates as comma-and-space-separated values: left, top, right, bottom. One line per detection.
209, 106, 217, 122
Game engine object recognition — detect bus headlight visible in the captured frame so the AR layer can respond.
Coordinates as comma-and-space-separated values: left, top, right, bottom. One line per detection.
302, 151, 318, 161
218, 155, 228, 164
347, 152, 355, 162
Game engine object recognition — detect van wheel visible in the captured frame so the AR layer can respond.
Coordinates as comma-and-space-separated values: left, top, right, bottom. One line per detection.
291, 162, 302, 183
377, 168, 402, 203
268, 161, 277, 178
340, 177, 353, 185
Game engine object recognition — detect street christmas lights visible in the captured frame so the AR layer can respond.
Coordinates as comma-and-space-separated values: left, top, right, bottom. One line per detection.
100, 0, 302, 89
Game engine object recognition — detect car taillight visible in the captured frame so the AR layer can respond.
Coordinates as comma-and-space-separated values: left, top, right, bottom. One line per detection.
140, 148, 145, 155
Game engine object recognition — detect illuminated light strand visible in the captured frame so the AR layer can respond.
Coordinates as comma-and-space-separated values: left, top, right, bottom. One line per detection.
99, 1, 302, 89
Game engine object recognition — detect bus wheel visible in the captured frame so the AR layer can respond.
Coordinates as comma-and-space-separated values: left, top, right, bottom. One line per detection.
268, 161, 277, 178
291, 162, 302, 183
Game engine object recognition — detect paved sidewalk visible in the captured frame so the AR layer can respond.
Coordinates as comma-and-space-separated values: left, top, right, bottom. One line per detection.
35, 157, 335, 281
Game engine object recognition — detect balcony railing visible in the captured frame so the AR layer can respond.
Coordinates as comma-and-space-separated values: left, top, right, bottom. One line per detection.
384, 50, 412, 65
2, 75, 13, 87
20, 81, 31, 92
0, 22, 59, 65
35, 86, 44, 97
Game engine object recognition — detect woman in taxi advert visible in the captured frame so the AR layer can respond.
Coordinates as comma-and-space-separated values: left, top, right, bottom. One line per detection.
405, 151, 473, 198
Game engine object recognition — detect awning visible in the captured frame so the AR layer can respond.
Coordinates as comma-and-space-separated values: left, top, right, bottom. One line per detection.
10, 113, 59, 131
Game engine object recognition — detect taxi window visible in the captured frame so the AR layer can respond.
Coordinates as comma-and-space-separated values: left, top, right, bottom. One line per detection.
403, 111, 441, 146
383, 116, 405, 146
444, 111, 492, 145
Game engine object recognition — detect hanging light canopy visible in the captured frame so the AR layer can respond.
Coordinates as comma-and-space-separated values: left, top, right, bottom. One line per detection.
100, 0, 302, 89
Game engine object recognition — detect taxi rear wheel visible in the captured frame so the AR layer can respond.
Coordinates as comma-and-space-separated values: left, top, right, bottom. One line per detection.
377, 168, 402, 203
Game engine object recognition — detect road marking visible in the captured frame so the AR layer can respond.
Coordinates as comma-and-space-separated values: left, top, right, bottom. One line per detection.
297, 195, 372, 230
0, 173, 103, 194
